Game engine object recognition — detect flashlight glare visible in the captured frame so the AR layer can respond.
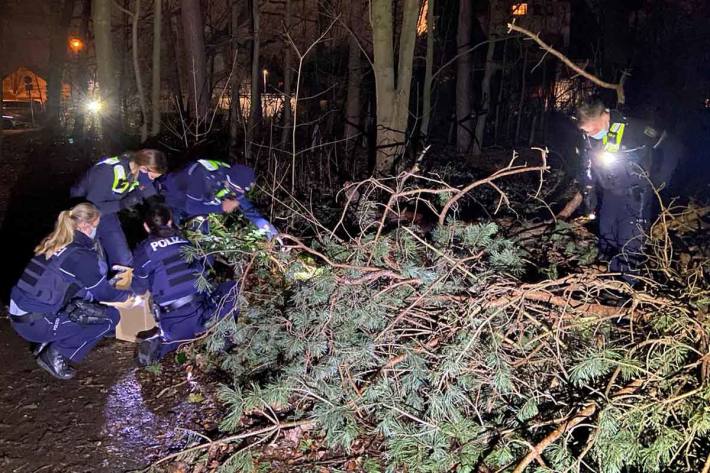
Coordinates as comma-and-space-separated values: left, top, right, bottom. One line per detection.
600, 151, 616, 167
86, 100, 103, 113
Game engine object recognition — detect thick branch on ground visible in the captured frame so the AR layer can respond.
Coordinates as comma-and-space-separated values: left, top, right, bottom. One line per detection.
512, 379, 643, 473
507, 22, 626, 105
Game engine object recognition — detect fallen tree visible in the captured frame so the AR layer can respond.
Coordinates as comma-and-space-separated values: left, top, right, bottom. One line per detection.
154, 157, 709, 472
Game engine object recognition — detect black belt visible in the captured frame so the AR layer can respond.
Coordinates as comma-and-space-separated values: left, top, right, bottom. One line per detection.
159, 294, 199, 313
10, 312, 47, 324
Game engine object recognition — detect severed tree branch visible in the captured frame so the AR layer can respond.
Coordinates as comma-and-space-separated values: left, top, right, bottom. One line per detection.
512, 379, 644, 473
507, 22, 627, 105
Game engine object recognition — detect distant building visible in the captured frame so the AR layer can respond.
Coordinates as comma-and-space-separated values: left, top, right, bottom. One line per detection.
2, 66, 71, 104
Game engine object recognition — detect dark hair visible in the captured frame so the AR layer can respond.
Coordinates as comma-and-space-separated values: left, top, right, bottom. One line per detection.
575, 99, 608, 126
133, 149, 167, 174
144, 204, 178, 238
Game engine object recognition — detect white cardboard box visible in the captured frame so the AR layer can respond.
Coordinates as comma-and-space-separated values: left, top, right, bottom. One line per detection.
115, 297, 157, 343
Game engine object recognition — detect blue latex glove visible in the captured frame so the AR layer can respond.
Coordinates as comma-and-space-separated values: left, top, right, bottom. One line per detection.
252, 218, 279, 240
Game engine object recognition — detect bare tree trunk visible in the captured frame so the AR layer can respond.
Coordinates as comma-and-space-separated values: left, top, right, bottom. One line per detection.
72, 0, 91, 137
344, 0, 363, 151
247, 0, 261, 157
420, 0, 434, 139
165, 8, 183, 112
151, 0, 162, 136
472, 0, 504, 157
181, 0, 208, 119
130, 0, 149, 142
229, 0, 242, 160
455, 0, 473, 154
47, 0, 75, 129
279, 0, 293, 150
93, 0, 119, 136
371, 0, 421, 176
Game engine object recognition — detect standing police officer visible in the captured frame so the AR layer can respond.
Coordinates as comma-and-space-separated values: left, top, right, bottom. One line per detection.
9, 203, 134, 379
70, 149, 168, 272
157, 159, 278, 238
131, 205, 237, 365
574, 100, 681, 282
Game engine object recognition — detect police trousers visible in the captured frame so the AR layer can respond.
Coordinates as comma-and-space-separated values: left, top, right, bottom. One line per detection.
155, 281, 237, 358
10, 307, 120, 362
97, 213, 133, 268
598, 188, 657, 281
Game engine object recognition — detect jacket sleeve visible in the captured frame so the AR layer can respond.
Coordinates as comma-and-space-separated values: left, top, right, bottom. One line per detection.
237, 195, 278, 238
62, 249, 132, 302
185, 169, 224, 216
81, 165, 124, 215
131, 244, 152, 295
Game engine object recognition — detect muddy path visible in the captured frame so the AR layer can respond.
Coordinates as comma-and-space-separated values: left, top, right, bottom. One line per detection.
0, 132, 215, 472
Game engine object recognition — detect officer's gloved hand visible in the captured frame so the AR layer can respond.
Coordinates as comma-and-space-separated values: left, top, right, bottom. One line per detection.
119, 191, 144, 210
110, 265, 134, 290
65, 300, 111, 325
137, 171, 158, 197
254, 220, 279, 241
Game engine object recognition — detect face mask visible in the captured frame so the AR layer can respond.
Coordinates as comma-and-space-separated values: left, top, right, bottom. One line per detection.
590, 128, 608, 140
88, 226, 98, 239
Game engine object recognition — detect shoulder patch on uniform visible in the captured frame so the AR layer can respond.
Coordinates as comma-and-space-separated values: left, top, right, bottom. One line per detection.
643, 126, 658, 138
198, 159, 230, 171
98, 156, 120, 165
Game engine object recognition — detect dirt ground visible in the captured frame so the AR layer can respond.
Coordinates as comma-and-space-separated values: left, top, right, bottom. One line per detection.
0, 131, 217, 472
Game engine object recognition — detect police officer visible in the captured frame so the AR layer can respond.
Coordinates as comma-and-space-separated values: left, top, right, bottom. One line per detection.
70, 149, 168, 271
574, 100, 680, 282
131, 204, 237, 365
8, 203, 134, 380
157, 159, 278, 238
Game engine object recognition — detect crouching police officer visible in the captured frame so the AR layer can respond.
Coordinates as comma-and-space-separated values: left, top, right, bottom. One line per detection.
157, 159, 278, 238
131, 204, 237, 366
70, 149, 168, 282
8, 203, 134, 380
574, 100, 681, 282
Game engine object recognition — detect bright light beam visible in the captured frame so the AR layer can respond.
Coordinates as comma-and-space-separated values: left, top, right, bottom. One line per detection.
86, 99, 103, 114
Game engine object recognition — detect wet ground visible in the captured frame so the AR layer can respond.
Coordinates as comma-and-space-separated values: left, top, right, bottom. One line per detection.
0, 131, 219, 472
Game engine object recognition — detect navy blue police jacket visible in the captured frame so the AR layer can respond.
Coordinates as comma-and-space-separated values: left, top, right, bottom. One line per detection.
580, 111, 678, 198
131, 231, 204, 306
11, 232, 132, 314
70, 155, 158, 214
157, 159, 277, 236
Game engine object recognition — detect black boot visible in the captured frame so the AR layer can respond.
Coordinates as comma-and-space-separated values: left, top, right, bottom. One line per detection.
36, 345, 76, 380
136, 335, 162, 367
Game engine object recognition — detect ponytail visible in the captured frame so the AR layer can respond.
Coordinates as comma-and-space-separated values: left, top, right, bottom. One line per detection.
35, 203, 100, 257
144, 204, 178, 238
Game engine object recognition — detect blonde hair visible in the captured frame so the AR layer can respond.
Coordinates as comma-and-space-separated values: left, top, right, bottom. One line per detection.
34, 203, 100, 257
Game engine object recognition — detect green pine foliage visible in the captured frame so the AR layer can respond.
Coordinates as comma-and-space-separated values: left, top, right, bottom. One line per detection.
182, 178, 709, 472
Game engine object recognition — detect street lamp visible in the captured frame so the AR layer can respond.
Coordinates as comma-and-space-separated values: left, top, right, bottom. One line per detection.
68, 37, 84, 54
262, 68, 268, 92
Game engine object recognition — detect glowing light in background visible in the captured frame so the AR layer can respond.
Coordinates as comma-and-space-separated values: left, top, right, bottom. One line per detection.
86, 99, 103, 114
68, 37, 84, 53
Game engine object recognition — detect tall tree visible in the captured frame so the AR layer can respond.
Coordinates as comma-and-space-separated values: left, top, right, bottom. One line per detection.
472, 0, 504, 156
421, 0, 435, 139
247, 0, 261, 157
229, 0, 242, 160
151, 0, 162, 136
46, 0, 75, 128
344, 0, 363, 152
181, 0, 208, 119
72, 0, 92, 137
279, 0, 293, 151
371, 0, 422, 176
93, 0, 120, 137
455, 0, 473, 154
